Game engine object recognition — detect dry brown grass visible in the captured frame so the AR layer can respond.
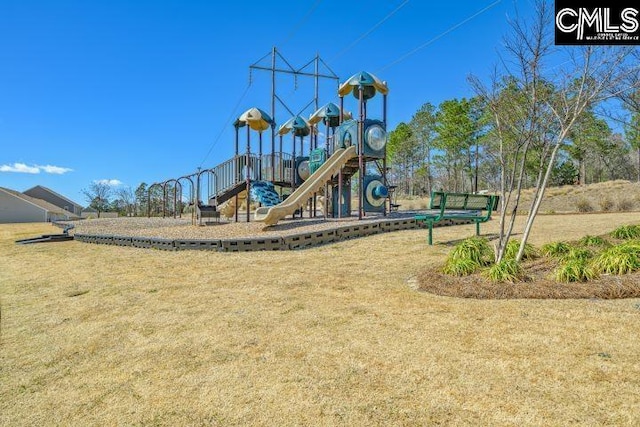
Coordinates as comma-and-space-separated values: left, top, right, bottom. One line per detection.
2, 216, 640, 425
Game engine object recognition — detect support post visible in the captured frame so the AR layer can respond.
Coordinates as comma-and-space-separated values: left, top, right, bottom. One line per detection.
383, 93, 388, 217
358, 86, 364, 220
271, 47, 276, 184
428, 222, 433, 246
258, 131, 263, 181
246, 126, 251, 223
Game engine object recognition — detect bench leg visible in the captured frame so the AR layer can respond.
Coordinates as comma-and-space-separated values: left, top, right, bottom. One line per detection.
476, 222, 480, 236
428, 222, 433, 245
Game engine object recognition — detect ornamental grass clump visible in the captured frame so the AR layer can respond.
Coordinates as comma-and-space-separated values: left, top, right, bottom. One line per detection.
610, 224, 640, 240
541, 241, 572, 258
579, 235, 608, 247
504, 239, 539, 261
442, 237, 492, 276
554, 258, 598, 283
564, 247, 592, 262
442, 258, 480, 277
592, 242, 640, 275
484, 259, 525, 283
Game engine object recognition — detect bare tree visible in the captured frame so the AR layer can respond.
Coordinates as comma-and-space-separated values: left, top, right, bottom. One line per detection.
470, 0, 640, 263
81, 181, 112, 218
115, 186, 136, 217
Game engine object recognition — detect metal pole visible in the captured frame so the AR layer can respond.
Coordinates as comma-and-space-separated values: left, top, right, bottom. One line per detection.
338, 170, 342, 219
259, 131, 263, 181
235, 125, 239, 157
358, 86, 364, 220
314, 53, 319, 113
279, 134, 283, 183
324, 122, 331, 219
271, 46, 276, 185
292, 133, 296, 192
162, 184, 167, 218
383, 93, 388, 217
338, 97, 344, 219
173, 182, 177, 219
246, 125, 251, 222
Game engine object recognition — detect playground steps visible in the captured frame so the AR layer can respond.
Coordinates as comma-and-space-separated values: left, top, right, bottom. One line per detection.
211, 181, 247, 206
329, 158, 359, 185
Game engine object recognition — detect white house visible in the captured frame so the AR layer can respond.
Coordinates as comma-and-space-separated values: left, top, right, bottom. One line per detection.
0, 187, 79, 223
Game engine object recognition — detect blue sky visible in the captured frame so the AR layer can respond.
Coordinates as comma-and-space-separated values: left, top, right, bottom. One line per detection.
1, 0, 529, 205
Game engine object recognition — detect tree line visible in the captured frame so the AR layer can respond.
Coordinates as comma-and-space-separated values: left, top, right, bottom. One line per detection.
388, 0, 639, 264
388, 87, 640, 198
81, 181, 185, 218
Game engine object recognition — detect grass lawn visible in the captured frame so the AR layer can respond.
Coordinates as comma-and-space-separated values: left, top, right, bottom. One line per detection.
2, 213, 640, 425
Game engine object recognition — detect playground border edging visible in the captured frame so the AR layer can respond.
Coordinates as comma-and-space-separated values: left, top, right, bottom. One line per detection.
73, 217, 474, 252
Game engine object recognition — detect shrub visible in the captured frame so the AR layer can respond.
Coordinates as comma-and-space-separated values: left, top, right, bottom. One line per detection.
575, 198, 594, 213
579, 235, 607, 247
555, 258, 598, 282
599, 196, 614, 212
610, 225, 640, 240
504, 239, 538, 261
565, 247, 592, 261
448, 237, 493, 266
541, 241, 572, 258
442, 237, 492, 277
616, 198, 635, 212
592, 243, 640, 275
484, 259, 525, 283
443, 258, 480, 276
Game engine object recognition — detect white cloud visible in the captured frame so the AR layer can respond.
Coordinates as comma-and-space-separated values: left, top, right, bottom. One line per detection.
0, 162, 73, 174
37, 164, 73, 174
95, 179, 123, 187
0, 163, 41, 174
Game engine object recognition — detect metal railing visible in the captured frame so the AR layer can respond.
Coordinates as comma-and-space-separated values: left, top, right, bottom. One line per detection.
207, 154, 294, 202
260, 152, 293, 184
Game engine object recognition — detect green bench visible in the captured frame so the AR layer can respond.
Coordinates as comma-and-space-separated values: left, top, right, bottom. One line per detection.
415, 191, 499, 245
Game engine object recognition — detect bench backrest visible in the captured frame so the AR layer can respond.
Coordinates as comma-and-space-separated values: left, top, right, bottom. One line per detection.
198, 204, 219, 218
430, 191, 499, 212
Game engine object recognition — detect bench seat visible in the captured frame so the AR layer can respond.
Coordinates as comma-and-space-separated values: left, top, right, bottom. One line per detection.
415, 191, 498, 245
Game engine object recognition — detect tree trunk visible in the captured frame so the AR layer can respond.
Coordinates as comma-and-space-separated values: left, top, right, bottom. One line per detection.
517, 133, 566, 262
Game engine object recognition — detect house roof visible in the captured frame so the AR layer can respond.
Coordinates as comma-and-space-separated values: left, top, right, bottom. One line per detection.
23, 185, 83, 209
0, 187, 79, 217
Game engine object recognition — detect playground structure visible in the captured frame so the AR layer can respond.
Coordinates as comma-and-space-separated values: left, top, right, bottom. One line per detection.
147, 48, 392, 227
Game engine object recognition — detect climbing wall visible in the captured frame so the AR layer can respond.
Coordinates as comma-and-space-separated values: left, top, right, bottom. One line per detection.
250, 181, 281, 207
